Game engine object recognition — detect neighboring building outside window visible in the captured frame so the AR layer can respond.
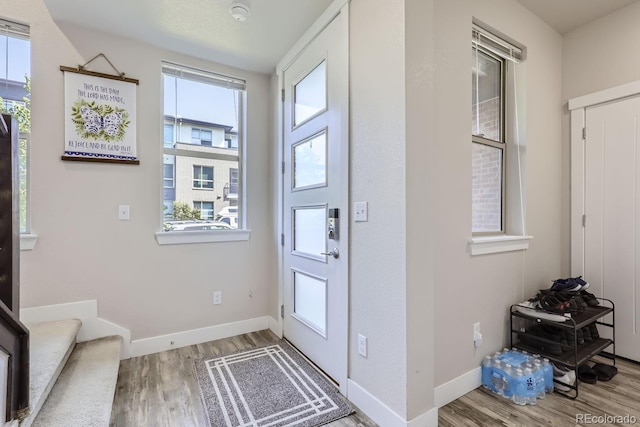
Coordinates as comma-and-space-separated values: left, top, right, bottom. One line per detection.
0, 19, 30, 234
162, 62, 245, 229
163, 162, 174, 188
193, 201, 214, 220
193, 165, 213, 189
164, 123, 174, 147
191, 128, 212, 146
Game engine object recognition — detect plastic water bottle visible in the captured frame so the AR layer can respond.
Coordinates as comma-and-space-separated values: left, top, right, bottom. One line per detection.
542, 358, 554, 393
491, 360, 505, 395
502, 363, 514, 399
533, 361, 546, 399
482, 356, 493, 390
512, 368, 527, 405
524, 367, 537, 405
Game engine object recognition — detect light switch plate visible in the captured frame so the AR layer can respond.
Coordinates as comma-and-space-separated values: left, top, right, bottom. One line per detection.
354, 202, 368, 222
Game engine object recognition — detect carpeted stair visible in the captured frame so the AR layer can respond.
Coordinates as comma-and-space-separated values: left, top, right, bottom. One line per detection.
19, 319, 122, 427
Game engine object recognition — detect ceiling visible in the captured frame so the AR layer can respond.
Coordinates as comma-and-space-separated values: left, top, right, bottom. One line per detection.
42, 0, 640, 75
514, 0, 640, 34
42, 0, 333, 74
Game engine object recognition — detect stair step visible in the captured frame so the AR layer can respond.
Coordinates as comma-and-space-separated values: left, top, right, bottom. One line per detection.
31, 335, 122, 427
21, 319, 82, 427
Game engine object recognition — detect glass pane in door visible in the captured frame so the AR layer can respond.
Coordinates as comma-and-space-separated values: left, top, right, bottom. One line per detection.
294, 61, 326, 126
293, 207, 326, 257
293, 131, 327, 189
293, 270, 327, 336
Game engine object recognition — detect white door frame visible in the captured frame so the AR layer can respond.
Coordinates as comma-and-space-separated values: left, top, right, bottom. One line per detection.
569, 79, 640, 274
275, 0, 350, 394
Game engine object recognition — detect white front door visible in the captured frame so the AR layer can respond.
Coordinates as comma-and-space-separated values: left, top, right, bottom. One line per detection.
583, 95, 640, 361
281, 6, 348, 390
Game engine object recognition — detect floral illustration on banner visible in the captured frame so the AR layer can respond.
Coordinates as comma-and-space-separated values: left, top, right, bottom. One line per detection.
70, 99, 130, 142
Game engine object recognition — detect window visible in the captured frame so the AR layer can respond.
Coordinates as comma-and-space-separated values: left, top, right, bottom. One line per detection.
193, 165, 213, 189
164, 124, 174, 147
471, 23, 523, 235
163, 162, 174, 188
191, 128, 212, 146
162, 62, 245, 232
193, 201, 214, 220
472, 46, 504, 233
0, 20, 30, 235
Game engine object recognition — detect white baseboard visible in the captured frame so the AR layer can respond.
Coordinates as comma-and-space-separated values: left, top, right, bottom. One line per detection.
268, 316, 282, 338
347, 379, 438, 427
129, 316, 274, 358
434, 367, 481, 408
20, 300, 132, 359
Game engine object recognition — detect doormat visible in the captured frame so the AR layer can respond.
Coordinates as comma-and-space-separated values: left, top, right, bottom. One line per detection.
193, 340, 354, 427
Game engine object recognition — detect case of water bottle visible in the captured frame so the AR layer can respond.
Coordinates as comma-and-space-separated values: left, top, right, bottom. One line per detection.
481, 348, 554, 405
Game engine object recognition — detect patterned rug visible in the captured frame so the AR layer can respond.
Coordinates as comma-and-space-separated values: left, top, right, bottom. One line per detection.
193, 340, 354, 427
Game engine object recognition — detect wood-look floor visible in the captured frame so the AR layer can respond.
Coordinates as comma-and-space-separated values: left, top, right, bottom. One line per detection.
439, 355, 640, 427
109, 330, 377, 427
110, 331, 640, 427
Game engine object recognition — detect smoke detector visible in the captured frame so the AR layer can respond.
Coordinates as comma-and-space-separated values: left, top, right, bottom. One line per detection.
229, 2, 251, 22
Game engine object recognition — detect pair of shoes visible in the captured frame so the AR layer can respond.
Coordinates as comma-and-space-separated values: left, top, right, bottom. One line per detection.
578, 364, 598, 384
518, 324, 564, 355
588, 322, 600, 339
592, 363, 617, 381
582, 326, 593, 342
580, 290, 600, 307
550, 276, 590, 292
552, 363, 576, 391
566, 328, 584, 345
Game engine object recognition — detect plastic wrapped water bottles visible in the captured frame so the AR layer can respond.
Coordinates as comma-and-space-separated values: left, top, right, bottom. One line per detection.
512, 368, 527, 405
533, 361, 546, 399
480, 348, 553, 405
542, 358, 554, 393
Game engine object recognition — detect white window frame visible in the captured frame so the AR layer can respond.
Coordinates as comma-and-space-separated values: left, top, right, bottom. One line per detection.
193, 200, 214, 220
0, 18, 36, 250
192, 165, 214, 190
468, 20, 532, 255
156, 62, 249, 245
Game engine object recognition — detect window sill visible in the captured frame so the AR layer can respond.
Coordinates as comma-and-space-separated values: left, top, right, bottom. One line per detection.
20, 234, 39, 251
468, 235, 533, 256
155, 229, 250, 245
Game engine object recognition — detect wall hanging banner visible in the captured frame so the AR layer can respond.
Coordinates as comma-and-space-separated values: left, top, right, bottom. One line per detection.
61, 68, 138, 164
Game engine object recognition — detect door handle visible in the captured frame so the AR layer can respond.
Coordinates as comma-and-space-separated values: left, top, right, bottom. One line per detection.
321, 248, 339, 259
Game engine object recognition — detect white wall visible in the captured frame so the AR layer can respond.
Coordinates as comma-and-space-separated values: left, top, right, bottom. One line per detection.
432, 0, 562, 386
350, 0, 409, 417
6, 0, 277, 340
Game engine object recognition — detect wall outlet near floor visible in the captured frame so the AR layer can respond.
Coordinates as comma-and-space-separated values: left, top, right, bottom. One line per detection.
213, 291, 222, 305
358, 334, 368, 358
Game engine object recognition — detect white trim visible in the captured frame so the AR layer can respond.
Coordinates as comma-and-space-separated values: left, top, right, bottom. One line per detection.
20, 300, 132, 359
347, 379, 438, 427
468, 235, 532, 255
434, 367, 481, 408
129, 316, 273, 358
570, 108, 586, 276
276, 0, 350, 74
569, 79, 640, 110
20, 300, 98, 323
269, 315, 283, 338
20, 233, 38, 251
155, 229, 250, 245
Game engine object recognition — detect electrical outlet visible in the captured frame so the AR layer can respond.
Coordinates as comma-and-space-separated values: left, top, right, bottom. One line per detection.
118, 205, 130, 220
358, 334, 367, 357
213, 291, 222, 305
